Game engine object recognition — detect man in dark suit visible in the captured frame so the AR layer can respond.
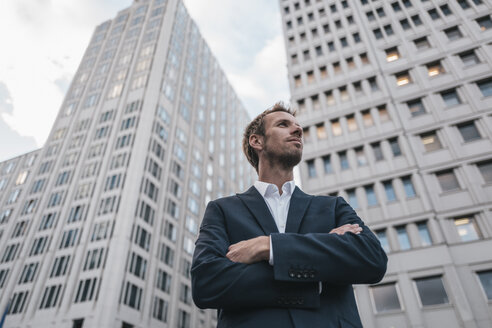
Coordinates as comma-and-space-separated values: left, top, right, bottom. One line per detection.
192, 103, 387, 327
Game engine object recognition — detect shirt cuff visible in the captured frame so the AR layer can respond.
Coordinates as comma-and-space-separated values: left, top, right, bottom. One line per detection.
269, 235, 274, 266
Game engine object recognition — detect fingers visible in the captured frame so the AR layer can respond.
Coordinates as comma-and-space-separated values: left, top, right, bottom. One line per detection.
329, 223, 362, 235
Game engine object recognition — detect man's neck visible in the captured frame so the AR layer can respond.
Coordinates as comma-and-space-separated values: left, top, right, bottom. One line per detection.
258, 166, 294, 195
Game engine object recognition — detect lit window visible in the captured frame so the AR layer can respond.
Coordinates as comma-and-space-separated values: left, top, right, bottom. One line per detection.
360, 53, 370, 65
15, 171, 28, 185
331, 120, 342, 136
378, 106, 390, 122
477, 270, 492, 300
444, 26, 463, 41
441, 89, 461, 107
396, 225, 411, 250
436, 170, 460, 192
396, 71, 411, 86
376, 230, 389, 252
477, 161, 492, 183
303, 127, 311, 143
415, 276, 449, 306
347, 57, 355, 69
459, 50, 480, 66
385, 47, 400, 62
417, 221, 432, 246
362, 110, 374, 127
344, 115, 357, 132
316, 123, 327, 140
325, 91, 335, 105
311, 95, 320, 110
457, 121, 481, 142
294, 75, 302, 87
454, 217, 480, 241
476, 16, 492, 31
407, 98, 426, 117
307, 71, 315, 84
421, 131, 442, 152
319, 66, 328, 79
477, 78, 492, 97
426, 61, 445, 77
333, 62, 341, 74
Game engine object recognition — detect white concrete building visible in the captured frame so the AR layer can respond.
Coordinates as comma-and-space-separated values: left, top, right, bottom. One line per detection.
0, 1, 254, 327
279, 0, 492, 327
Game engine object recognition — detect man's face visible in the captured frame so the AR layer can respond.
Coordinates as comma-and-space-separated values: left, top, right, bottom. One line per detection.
261, 111, 303, 168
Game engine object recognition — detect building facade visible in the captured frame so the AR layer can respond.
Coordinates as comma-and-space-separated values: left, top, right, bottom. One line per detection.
280, 0, 492, 327
0, 0, 254, 327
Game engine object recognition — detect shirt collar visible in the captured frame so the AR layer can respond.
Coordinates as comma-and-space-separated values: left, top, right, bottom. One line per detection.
254, 180, 296, 197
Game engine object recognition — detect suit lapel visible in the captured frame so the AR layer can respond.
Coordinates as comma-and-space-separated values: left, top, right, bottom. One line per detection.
285, 186, 313, 233
236, 186, 279, 235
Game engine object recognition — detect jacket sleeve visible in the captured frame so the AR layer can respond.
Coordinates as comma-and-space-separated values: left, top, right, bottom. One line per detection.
191, 200, 320, 310
271, 196, 387, 284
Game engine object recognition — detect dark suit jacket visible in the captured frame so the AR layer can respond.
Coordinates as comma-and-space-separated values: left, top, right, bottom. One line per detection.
191, 186, 387, 328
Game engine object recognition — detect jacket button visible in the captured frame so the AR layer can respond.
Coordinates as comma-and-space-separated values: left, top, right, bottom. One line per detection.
289, 271, 295, 278
296, 273, 302, 279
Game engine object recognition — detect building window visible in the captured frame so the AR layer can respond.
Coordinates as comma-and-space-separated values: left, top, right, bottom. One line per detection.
316, 124, 327, 140
407, 99, 426, 117
339, 151, 349, 170
347, 115, 358, 132
415, 276, 449, 306
392, 2, 401, 12
331, 120, 342, 136
371, 283, 401, 313
417, 221, 433, 246
477, 270, 492, 300
303, 127, 311, 143
396, 225, 411, 250
441, 4, 453, 16
428, 8, 440, 20
402, 176, 416, 197
307, 160, 316, 178
365, 185, 378, 206
362, 110, 374, 127
373, 28, 383, 40
411, 14, 423, 26
326, 91, 335, 105
400, 19, 411, 30
384, 25, 394, 36
436, 170, 460, 192
383, 180, 397, 202
421, 131, 442, 152
476, 16, 492, 31
477, 161, 492, 183
458, 0, 470, 9
441, 89, 461, 107
355, 147, 367, 166
396, 71, 411, 86
322, 155, 332, 174
427, 61, 444, 77
378, 106, 390, 122
414, 36, 430, 50
389, 138, 402, 157
385, 47, 400, 62
375, 229, 390, 252
454, 217, 480, 241
476, 78, 492, 97
457, 121, 481, 142
444, 26, 463, 41
376, 7, 385, 17
347, 189, 358, 208
372, 142, 384, 161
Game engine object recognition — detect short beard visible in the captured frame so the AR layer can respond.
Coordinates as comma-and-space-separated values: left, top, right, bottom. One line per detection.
264, 142, 302, 170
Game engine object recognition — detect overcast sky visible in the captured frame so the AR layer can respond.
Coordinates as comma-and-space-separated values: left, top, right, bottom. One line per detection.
0, 0, 289, 162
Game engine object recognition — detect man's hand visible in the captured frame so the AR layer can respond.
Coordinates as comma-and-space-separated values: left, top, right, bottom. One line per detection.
226, 236, 270, 264
330, 223, 362, 235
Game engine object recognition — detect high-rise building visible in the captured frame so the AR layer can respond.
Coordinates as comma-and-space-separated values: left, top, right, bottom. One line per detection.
0, 0, 255, 327
280, 0, 492, 327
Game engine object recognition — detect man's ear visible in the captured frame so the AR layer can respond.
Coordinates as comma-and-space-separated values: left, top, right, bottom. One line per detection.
249, 134, 263, 151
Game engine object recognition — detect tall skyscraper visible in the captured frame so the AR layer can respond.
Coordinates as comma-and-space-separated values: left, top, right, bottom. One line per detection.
0, 0, 254, 327
280, 0, 492, 327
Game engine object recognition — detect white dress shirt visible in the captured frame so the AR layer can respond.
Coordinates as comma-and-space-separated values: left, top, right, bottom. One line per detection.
254, 180, 295, 265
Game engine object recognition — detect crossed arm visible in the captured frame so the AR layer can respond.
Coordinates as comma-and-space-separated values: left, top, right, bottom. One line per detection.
226, 224, 363, 264
191, 197, 387, 310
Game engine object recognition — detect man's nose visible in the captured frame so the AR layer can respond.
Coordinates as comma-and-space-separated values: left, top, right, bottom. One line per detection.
292, 125, 302, 137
